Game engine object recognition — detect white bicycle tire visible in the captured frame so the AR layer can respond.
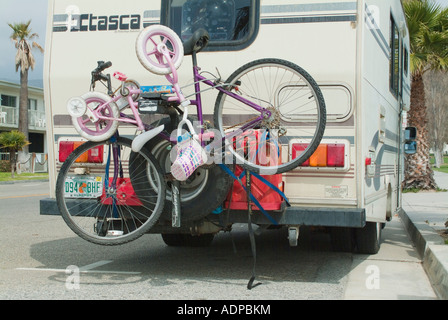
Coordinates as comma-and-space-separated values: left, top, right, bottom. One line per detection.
136, 25, 184, 75
72, 92, 119, 142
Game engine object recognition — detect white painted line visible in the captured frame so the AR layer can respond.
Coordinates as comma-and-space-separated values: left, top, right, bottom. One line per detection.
79, 260, 113, 271
17, 267, 70, 273
16, 267, 141, 275
16, 260, 141, 275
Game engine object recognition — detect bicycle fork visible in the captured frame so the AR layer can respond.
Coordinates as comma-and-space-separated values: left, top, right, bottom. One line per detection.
171, 180, 181, 228
105, 136, 121, 220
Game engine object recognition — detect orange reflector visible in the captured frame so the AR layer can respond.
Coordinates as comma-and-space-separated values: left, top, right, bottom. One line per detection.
74, 141, 88, 163
310, 144, 327, 167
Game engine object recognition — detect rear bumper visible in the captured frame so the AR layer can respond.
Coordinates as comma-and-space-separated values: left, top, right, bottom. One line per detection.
41, 198, 365, 228
40, 198, 60, 216
212, 206, 366, 228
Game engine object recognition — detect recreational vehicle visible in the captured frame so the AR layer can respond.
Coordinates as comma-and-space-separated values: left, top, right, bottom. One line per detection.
41, 0, 412, 254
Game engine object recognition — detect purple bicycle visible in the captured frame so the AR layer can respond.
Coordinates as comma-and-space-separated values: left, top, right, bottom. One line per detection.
56, 25, 326, 245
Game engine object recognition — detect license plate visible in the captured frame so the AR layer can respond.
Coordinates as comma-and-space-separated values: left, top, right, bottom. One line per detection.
64, 176, 103, 198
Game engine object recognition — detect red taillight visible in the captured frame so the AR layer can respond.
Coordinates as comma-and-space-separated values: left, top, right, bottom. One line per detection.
88, 145, 104, 163
58, 140, 103, 163
292, 143, 310, 166
292, 143, 346, 168
327, 144, 345, 167
59, 141, 74, 162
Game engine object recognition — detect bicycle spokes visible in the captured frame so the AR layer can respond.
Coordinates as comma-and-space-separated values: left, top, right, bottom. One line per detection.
56, 138, 165, 245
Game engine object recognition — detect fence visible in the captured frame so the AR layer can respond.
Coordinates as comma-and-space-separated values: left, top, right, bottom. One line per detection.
0, 152, 48, 173
0, 106, 46, 130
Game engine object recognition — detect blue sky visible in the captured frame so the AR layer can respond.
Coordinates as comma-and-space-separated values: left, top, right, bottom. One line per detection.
0, 0, 48, 87
1, 0, 448, 88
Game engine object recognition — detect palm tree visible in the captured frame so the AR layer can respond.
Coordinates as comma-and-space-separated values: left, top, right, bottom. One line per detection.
402, 0, 448, 190
8, 20, 44, 171
0, 130, 30, 178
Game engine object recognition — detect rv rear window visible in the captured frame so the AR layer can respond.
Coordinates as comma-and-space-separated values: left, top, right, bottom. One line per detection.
389, 14, 401, 98
161, 0, 260, 52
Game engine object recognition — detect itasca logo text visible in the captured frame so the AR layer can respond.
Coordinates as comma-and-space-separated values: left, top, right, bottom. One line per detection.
53, 5, 158, 32
58, 13, 140, 32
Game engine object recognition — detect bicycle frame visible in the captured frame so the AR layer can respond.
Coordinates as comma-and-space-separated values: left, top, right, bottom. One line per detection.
189, 65, 267, 140
87, 87, 146, 130
88, 67, 268, 150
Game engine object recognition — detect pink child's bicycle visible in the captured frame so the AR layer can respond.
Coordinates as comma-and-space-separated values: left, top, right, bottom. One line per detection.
66, 25, 186, 142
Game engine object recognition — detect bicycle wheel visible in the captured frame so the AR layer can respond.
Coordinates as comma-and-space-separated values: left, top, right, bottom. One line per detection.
56, 137, 165, 246
136, 25, 184, 75
214, 58, 326, 175
72, 92, 119, 142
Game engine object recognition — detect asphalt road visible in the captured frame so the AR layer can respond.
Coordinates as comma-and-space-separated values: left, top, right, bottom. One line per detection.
0, 181, 438, 301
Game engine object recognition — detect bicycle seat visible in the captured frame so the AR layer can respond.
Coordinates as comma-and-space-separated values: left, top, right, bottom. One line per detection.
113, 71, 127, 81
183, 28, 210, 56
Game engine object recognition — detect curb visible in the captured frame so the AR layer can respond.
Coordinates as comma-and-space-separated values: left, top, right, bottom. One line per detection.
0, 179, 49, 185
399, 209, 448, 300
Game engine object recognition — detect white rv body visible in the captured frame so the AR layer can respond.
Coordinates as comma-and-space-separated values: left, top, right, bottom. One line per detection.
42, 0, 411, 251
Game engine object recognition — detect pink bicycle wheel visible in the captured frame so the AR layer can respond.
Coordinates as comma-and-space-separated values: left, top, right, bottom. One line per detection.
72, 92, 119, 142
136, 25, 184, 75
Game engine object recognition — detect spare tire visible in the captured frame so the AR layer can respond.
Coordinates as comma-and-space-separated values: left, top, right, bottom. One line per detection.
130, 118, 232, 222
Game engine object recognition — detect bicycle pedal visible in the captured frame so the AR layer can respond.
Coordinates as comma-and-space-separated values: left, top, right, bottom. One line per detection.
164, 173, 174, 181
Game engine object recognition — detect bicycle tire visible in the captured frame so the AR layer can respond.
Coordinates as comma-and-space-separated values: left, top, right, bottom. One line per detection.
136, 25, 184, 75
214, 58, 326, 175
72, 92, 119, 142
56, 137, 165, 246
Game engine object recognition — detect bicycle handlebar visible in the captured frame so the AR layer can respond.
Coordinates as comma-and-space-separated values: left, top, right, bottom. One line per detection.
93, 61, 112, 74
91, 60, 113, 95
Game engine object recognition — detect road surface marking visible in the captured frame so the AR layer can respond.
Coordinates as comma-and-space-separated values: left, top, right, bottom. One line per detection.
16, 260, 141, 275
0, 193, 49, 200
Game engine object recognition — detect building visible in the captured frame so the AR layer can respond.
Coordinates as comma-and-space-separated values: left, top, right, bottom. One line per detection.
0, 80, 47, 170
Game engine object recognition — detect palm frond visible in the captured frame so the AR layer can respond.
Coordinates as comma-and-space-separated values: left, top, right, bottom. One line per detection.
27, 50, 36, 71
404, 0, 448, 75
32, 41, 44, 54
28, 33, 39, 40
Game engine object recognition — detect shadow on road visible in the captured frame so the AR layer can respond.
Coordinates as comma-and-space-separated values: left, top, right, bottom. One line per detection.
29, 225, 355, 287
